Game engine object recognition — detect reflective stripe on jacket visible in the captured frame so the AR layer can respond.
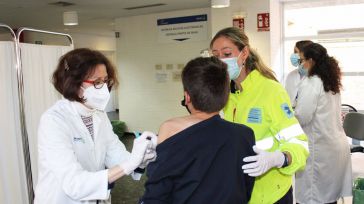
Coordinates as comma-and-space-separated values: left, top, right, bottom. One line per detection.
223, 70, 309, 204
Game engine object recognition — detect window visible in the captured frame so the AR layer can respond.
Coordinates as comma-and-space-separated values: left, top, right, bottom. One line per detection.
283, 0, 364, 110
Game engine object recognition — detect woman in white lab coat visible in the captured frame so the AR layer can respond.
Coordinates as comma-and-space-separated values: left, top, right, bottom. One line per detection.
34, 48, 157, 204
285, 40, 312, 105
294, 43, 352, 204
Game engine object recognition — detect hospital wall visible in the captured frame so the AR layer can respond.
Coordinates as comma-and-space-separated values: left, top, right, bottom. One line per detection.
115, 0, 270, 133
114, 8, 210, 133
211, 0, 271, 65
0, 33, 13, 41
24, 32, 116, 51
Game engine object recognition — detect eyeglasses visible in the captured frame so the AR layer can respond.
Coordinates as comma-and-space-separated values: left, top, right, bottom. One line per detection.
83, 79, 113, 89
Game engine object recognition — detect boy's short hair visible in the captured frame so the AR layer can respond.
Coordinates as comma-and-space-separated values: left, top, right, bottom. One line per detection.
182, 57, 229, 113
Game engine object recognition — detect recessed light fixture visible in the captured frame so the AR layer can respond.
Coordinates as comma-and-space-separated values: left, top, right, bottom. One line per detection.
211, 0, 230, 8
63, 11, 78, 26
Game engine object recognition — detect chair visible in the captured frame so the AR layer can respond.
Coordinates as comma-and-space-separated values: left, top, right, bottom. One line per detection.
343, 112, 364, 153
342, 104, 358, 112
341, 104, 357, 124
342, 104, 361, 146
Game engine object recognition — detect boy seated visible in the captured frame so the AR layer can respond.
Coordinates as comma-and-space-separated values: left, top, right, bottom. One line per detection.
140, 57, 255, 204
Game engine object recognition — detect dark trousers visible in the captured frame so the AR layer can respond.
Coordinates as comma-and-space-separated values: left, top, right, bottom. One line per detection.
275, 187, 293, 204
297, 202, 337, 204
297, 203, 337, 204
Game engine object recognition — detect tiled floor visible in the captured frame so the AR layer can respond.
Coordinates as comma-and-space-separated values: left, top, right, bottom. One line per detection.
106, 111, 145, 203
110, 134, 146, 204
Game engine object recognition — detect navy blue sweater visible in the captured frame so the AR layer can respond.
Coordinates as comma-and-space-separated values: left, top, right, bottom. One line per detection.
140, 115, 255, 204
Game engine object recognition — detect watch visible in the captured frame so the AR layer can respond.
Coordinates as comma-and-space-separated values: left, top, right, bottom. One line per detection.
282, 152, 289, 168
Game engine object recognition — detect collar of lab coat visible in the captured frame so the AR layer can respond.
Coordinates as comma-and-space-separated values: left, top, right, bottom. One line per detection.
71, 101, 97, 116
65, 100, 103, 143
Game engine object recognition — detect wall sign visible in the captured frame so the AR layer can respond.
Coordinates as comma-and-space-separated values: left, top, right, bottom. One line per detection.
157, 14, 208, 43
257, 13, 270, 32
233, 18, 244, 30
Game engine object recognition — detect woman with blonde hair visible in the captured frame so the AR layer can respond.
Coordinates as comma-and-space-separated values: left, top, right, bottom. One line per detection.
210, 27, 309, 204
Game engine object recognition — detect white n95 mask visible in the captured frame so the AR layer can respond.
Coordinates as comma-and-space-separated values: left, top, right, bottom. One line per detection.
82, 85, 110, 111
221, 52, 243, 80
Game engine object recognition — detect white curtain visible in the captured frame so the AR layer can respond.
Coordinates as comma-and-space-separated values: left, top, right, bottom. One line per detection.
0, 41, 29, 204
20, 43, 73, 188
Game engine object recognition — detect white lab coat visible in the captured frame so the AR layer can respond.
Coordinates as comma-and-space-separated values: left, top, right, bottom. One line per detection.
285, 69, 302, 105
34, 99, 131, 204
294, 76, 352, 203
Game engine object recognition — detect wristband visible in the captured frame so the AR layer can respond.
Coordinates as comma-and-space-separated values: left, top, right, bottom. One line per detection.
282, 152, 289, 168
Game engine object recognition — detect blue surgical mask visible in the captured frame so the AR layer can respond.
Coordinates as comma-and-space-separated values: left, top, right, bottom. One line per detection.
298, 64, 307, 76
221, 52, 242, 80
290, 53, 300, 67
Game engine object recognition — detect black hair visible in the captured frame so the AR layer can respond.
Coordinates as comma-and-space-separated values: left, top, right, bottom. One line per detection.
302, 43, 342, 94
295, 40, 313, 53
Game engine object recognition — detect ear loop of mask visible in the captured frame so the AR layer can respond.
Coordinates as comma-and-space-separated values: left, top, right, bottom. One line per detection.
235, 50, 245, 77
238, 47, 249, 69
237, 40, 247, 68
181, 95, 191, 114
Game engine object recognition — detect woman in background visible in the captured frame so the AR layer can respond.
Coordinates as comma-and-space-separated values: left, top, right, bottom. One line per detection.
294, 43, 352, 204
285, 40, 313, 105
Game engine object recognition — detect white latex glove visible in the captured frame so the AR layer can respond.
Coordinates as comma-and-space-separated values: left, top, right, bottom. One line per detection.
119, 133, 150, 175
143, 131, 158, 150
139, 151, 157, 169
138, 131, 158, 169
242, 145, 285, 177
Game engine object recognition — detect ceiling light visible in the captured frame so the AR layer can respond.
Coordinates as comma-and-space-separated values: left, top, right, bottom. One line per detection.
63, 11, 78, 26
211, 0, 230, 8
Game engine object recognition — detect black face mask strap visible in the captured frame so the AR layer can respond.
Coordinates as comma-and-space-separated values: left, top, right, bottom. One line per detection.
230, 80, 236, 93
181, 96, 191, 114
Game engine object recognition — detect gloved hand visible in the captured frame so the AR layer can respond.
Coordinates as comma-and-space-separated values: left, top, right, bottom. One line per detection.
242, 145, 285, 177
138, 131, 158, 169
144, 131, 158, 150
138, 150, 157, 169
119, 133, 150, 175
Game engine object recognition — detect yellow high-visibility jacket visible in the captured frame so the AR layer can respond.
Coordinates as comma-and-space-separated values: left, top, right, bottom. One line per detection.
223, 70, 309, 204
